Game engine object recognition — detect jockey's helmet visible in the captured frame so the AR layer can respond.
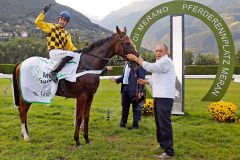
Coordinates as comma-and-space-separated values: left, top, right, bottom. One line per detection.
59, 11, 71, 22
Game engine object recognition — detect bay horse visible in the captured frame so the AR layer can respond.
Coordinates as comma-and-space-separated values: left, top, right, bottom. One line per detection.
12, 26, 138, 147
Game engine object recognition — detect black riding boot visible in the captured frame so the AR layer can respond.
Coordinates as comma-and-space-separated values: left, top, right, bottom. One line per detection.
50, 56, 73, 83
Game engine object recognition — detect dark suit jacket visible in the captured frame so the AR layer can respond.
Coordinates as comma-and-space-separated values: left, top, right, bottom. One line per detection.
116, 65, 146, 99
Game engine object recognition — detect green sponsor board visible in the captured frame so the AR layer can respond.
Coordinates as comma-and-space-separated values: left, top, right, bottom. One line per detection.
130, 0, 235, 101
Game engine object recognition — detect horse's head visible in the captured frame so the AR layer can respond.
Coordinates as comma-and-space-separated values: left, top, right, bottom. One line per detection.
80, 26, 139, 69
113, 26, 139, 68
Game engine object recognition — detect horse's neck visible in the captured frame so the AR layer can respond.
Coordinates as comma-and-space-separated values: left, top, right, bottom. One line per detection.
88, 50, 114, 69
81, 37, 117, 70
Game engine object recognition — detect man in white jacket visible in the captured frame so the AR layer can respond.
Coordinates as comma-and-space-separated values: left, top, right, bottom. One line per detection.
127, 43, 176, 159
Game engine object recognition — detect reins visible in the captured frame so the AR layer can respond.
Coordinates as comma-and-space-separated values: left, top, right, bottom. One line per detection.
81, 35, 132, 63
81, 52, 110, 62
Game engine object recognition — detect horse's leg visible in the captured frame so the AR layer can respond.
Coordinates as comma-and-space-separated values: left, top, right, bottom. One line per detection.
80, 118, 84, 130
83, 95, 94, 144
74, 96, 84, 147
73, 105, 84, 130
15, 64, 31, 141
19, 96, 31, 141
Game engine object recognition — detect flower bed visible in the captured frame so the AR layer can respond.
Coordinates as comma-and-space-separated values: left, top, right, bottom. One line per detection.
208, 101, 237, 122
142, 99, 154, 115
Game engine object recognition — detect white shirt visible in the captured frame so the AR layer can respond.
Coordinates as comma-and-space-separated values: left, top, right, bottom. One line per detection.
142, 55, 176, 99
123, 64, 131, 84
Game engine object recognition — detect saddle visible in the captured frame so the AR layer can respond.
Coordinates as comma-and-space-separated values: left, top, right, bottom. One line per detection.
20, 56, 103, 103
19, 56, 80, 103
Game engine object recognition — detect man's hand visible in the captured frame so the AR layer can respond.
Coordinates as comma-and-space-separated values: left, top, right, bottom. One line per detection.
109, 76, 116, 82
127, 54, 138, 61
127, 54, 144, 65
106, 66, 113, 71
137, 78, 149, 85
43, 4, 51, 13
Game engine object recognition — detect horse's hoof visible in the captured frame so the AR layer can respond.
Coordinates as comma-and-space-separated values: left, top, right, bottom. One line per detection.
76, 144, 83, 149
24, 136, 31, 141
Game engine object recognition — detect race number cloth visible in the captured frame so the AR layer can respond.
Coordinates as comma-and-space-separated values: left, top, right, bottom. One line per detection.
20, 55, 102, 103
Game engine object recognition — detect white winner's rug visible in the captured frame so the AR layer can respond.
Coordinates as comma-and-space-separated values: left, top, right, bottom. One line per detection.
19, 55, 102, 103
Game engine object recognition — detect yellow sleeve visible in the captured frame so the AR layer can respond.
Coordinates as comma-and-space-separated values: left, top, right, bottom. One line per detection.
66, 33, 77, 51
35, 11, 54, 33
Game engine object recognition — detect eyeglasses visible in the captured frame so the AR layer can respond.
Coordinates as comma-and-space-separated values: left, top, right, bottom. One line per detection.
155, 49, 163, 52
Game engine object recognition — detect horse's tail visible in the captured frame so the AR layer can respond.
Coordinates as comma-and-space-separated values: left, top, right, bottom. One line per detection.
13, 63, 20, 106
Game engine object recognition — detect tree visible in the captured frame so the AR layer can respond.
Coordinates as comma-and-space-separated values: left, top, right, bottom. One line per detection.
185, 50, 194, 65
0, 37, 48, 64
236, 51, 240, 65
206, 54, 218, 65
195, 53, 218, 65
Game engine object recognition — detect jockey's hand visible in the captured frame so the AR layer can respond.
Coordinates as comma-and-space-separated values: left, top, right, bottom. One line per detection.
43, 4, 51, 13
74, 49, 82, 53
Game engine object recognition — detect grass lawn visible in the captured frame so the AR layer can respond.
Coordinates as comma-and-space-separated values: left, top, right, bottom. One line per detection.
0, 79, 240, 160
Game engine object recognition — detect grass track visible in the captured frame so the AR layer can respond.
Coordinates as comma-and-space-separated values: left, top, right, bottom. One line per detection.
0, 79, 240, 160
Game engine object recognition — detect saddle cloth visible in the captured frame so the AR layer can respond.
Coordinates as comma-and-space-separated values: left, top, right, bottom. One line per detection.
20, 55, 102, 103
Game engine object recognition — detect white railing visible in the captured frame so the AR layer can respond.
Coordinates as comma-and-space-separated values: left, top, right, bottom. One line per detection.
101, 74, 240, 80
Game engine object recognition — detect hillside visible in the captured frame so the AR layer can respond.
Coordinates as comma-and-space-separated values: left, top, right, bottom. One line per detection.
99, 0, 240, 54
0, 0, 112, 42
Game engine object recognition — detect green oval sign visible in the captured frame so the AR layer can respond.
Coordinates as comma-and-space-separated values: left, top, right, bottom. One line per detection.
130, 0, 235, 101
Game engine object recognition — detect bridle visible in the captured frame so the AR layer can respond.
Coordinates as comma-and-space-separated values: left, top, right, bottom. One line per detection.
82, 34, 137, 63
118, 35, 138, 61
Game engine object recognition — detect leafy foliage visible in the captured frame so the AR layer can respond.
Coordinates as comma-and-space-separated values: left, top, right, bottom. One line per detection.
236, 50, 240, 65
185, 50, 194, 65
195, 53, 218, 65
0, 37, 48, 64
186, 65, 218, 75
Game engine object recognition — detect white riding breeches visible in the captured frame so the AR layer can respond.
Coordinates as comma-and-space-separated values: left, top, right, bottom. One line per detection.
49, 49, 76, 61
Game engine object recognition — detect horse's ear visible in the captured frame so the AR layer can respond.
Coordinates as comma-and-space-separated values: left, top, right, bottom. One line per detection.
123, 27, 127, 34
116, 26, 121, 34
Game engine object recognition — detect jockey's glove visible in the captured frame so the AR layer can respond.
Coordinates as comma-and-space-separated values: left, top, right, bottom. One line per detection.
43, 4, 51, 13
74, 49, 82, 53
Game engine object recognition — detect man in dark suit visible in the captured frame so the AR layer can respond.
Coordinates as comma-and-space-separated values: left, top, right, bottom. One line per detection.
110, 63, 146, 129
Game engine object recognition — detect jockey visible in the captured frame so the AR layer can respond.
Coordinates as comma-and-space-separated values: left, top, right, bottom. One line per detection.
35, 4, 81, 83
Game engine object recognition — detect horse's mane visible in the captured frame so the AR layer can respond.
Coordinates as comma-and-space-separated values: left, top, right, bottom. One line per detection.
82, 34, 114, 53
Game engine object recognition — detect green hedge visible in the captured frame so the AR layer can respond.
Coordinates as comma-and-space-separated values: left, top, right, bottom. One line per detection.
0, 64, 15, 74
1, 64, 240, 75
186, 65, 218, 75
186, 65, 240, 75
234, 66, 240, 74
104, 66, 123, 76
